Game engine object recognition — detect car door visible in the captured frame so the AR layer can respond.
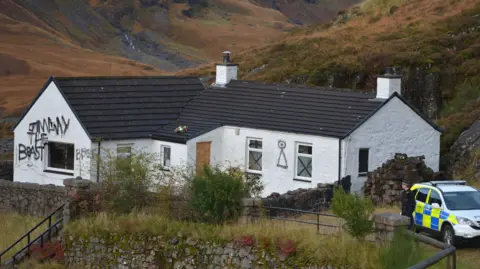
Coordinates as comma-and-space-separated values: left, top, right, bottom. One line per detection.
414, 187, 430, 228
426, 189, 443, 232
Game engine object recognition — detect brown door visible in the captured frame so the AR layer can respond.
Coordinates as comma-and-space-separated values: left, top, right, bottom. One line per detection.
196, 141, 211, 175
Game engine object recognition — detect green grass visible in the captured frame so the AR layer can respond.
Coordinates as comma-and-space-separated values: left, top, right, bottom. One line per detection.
0, 212, 45, 261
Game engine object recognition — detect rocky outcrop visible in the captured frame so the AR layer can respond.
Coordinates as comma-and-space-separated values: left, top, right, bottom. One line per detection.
0, 160, 13, 181
446, 121, 480, 180
364, 153, 435, 205
0, 138, 13, 155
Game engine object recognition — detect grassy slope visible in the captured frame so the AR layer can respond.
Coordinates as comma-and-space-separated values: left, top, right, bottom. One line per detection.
185, 0, 480, 167
0, 212, 44, 261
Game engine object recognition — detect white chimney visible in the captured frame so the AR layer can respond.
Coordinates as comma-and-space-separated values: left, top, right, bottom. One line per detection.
215, 51, 238, 86
376, 67, 402, 99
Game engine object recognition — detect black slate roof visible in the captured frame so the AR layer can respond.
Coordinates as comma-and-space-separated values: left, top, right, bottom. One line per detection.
54, 76, 205, 139
151, 80, 387, 143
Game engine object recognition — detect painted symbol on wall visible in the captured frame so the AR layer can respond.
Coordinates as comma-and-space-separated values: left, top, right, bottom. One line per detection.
277, 140, 288, 169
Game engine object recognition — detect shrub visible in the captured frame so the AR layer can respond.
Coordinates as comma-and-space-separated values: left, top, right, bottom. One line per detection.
95, 149, 161, 214
379, 228, 424, 268
331, 187, 375, 240
189, 165, 248, 224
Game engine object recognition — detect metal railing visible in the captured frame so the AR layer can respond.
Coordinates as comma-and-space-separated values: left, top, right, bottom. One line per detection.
405, 230, 457, 269
0, 204, 65, 265
248, 205, 342, 235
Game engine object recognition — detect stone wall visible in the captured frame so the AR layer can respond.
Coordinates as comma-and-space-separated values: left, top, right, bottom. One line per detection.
0, 160, 13, 181
0, 180, 65, 216
260, 176, 351, 212
64, 234, 331, 269
0, 138, 13, 155
364, 153, 436, 205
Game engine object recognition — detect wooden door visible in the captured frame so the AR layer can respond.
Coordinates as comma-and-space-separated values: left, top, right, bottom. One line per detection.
196, 141, 211, 175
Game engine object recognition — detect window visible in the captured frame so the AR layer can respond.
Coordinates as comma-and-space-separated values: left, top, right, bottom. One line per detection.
358, 148, 369, 176
443, 191, 480, 210
161, 145, 171, 168
47, 142, 74, 170
247, 138, 262, 172
296, 143, 312, 179
428, 190, 442, 207
117, 144, 132, 160
416, 188, 430, 203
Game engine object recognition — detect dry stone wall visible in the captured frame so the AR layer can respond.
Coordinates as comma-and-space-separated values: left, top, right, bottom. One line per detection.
364, 153, 435, 205
64, 234, 333, 269
0, 180, 65, 216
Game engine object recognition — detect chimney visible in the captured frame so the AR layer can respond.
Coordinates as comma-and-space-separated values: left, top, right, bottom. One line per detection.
375, 67, 402, 99
215, 51, 238, 86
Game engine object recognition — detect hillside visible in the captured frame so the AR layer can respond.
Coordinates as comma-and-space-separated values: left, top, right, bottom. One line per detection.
187, 0, 480, 172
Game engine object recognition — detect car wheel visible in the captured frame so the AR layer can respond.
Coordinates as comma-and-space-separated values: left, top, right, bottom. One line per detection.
441, 224, 455, 246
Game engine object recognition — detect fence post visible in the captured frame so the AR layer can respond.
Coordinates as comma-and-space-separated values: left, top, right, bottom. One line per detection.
317, 214, 320, 234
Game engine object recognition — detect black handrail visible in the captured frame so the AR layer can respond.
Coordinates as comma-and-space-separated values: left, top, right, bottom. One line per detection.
11, 218, 64, 265
405, 230, 457, 269
0, 204, 65, 264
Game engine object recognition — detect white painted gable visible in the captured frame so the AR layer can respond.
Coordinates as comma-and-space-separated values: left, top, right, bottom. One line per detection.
13, 80, 92, 185
343, 96, 441, 193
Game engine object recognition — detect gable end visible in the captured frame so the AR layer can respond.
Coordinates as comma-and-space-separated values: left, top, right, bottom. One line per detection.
342, 92, 443, 138
11, 77, 92, 140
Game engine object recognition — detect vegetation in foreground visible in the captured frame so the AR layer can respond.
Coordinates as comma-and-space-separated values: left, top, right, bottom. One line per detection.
0, 212, 44, 261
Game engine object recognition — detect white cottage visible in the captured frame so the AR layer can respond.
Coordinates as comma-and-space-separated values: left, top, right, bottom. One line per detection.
12, 54, 443, 196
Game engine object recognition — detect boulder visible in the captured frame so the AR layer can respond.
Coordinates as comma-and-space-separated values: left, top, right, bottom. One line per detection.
447, 121, 480, 180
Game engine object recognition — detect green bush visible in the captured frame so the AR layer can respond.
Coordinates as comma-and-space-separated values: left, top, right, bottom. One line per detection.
379, 228, 424, 268
96, 150, 160, 214
189, 165, 248, 224
331, 187, 375, 240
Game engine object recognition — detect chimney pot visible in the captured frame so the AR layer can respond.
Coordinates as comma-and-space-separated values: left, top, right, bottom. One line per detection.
223, 51, 232, 64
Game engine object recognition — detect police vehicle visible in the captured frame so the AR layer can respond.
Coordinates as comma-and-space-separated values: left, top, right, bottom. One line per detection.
410, 180, 480, 246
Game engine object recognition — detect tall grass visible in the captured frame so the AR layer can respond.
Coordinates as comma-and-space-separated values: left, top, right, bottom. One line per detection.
0, 212, 44, 261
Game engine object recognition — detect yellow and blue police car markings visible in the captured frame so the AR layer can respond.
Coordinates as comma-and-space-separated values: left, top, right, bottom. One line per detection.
414, 204, 451, 230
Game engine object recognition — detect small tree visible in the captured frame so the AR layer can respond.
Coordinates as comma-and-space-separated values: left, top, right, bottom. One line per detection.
189, 165, 248, 224
331, 187, 375, 240
95, 149, 162, 214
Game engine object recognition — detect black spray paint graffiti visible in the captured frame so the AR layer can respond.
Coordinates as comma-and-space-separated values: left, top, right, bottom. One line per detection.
76, 148, 90, 161
18, 116, 70, 161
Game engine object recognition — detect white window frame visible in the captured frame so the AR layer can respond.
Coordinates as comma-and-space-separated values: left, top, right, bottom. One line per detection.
295, 142, 313, 181
44, 141, 75, 174
116, 144, 133, 160
160, 145, 171, 169
246, 137, 263, 174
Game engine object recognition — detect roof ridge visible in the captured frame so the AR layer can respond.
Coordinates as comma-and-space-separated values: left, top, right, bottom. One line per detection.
54, 76, 199, 80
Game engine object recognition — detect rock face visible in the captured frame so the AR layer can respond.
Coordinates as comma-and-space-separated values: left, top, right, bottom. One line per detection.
0, 180, 65, 216
447, 121, 480, 179
364, 153, 435, 205
0, 160, 13, 181
0, 138, 13, 156
64, 234, 333, 269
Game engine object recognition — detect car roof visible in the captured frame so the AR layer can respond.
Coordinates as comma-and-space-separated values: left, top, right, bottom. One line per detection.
413, 181, 478, 193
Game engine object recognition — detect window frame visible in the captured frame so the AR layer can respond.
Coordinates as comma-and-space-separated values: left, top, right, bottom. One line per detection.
294, 142, 313, 181
358, 148, 369, 177
116, 144, 133, 160
427, 189, 443, 207
44, 141, 75, 175
415, 188, 430, 203
160, 145, 171, 170
246, 137, 263, 174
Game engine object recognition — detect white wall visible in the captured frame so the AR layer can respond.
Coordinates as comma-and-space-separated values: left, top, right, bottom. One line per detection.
90, 139, 187, 182
344, 96, 441, 193
13, 81, 91, 185
187, 126, 340, 197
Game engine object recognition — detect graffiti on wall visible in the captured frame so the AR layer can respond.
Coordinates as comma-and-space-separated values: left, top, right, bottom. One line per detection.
18, 116, 70, 161
76, 148, 90, 161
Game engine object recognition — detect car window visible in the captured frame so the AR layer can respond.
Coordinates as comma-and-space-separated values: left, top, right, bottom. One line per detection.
416, 188, 429, 203
428, 190, 442, 206
443, 191, 480, 210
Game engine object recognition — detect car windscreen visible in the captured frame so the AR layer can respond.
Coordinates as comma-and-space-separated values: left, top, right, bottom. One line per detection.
443, 191, 480, 210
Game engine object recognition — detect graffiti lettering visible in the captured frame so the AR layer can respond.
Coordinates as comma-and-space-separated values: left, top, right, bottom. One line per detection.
76, 148, 90, 160
27, 116, 70, 136
17, 116, 70, 162
18, 133, 47, 161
